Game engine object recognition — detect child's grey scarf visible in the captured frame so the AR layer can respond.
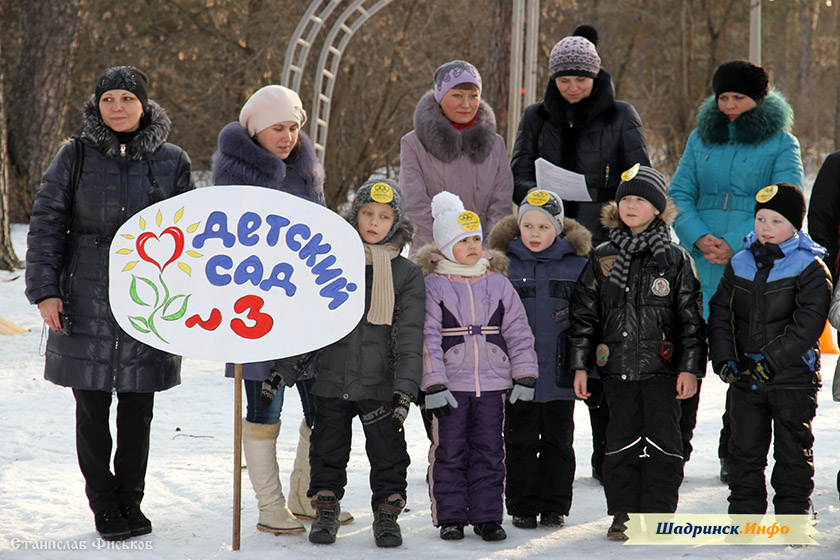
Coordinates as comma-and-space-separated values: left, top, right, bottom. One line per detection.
605, 220, 672, 301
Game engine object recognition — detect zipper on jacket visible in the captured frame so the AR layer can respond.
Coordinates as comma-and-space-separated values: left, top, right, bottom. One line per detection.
120, 144, 126, 157
111, 334, 120, 392
464, 276, 482, 397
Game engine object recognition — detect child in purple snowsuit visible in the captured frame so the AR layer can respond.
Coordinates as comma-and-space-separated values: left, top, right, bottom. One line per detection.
415, 191, 538, 542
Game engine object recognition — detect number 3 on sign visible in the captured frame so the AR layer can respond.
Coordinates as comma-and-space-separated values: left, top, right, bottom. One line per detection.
185, 294, 273, 340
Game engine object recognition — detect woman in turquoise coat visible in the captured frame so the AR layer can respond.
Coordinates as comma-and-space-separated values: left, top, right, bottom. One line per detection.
669, 60, 804, 484
670, 61, 803, 319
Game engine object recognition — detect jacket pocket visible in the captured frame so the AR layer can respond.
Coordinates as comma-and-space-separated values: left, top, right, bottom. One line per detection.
442, 343, 467, 377
484, 340, 512, 380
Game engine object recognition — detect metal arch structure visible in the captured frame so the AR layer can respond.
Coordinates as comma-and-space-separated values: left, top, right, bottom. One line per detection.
281, 0, 342, 93
281, 0, 396, 164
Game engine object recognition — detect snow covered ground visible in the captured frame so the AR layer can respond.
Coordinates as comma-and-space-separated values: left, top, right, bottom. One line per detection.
1, 222, 839, 559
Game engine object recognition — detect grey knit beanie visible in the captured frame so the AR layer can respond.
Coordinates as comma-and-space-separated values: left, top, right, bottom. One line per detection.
518, 190, 564, 236
549, 36, 600, 79
348, 178, 405, 244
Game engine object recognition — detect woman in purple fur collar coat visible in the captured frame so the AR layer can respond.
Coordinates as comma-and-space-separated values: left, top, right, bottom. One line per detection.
212, 85, 353, 534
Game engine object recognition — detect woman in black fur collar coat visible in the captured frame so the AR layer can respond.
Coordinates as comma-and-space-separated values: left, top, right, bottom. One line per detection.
25, 66, 192, 541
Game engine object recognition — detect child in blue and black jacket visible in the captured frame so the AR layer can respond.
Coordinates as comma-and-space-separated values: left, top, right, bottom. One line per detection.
487, 190, 591, 530
709, 182, 832, 516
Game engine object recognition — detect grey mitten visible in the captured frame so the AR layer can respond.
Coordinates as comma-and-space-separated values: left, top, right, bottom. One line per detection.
509, 377, 536, 403
425, 384, 459, 418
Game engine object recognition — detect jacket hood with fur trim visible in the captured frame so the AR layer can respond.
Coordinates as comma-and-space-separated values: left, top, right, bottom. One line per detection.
696, 90, 794, 146
413, 91, 498, 164
486, 214, 592, 257
413, 243, 509, 276
341, 210, 416, 252
82, 95, 171, 160
600, 199, 678, 230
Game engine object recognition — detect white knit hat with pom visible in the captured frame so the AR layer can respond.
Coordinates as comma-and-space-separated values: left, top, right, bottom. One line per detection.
432, 191, 483, 261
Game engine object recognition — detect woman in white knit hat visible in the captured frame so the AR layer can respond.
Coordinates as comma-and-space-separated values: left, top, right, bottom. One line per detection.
211, 85, 353, 535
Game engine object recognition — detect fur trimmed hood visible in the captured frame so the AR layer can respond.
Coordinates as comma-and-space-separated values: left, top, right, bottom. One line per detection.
539, 68, 618, 129
413, 243, 509, 276
600, 199, 678, 229
212, 122, 324, 202
82, 94, 170, 160
486, 214, 592, 257
413, 91, 498, 164
341, 209, 416, 251
696, 90, 794, 145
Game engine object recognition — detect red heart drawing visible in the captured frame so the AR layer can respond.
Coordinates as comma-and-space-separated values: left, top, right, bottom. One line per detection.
136, 226, 185, 271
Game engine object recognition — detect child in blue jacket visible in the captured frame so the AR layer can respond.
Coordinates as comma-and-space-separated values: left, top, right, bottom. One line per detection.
487, 190, 590, 529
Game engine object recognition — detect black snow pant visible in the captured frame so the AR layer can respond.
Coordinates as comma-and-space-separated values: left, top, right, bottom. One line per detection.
73, 389, 154, 515
586, 378, 608, 479
309, 396, 410, 511
679, 377, 701, 461
504, 399, 575, 517
602, 376, 684, 515
727, 383, 817, 514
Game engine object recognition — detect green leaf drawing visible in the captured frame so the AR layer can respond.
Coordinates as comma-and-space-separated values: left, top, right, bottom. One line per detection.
162, 294, 191, 321
129, 316, 151, 333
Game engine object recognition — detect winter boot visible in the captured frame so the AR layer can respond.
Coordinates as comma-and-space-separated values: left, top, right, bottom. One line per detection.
473, 521, 507, 541
94, 509, 131, 541
309, 493, 341, 544
372, 496, 404, 548
607, 513, 630, 540
439, 522, 465, 540
540, 512, 565, 528
242, 420, 305, 534
512, 515, 537, 529
288, 419, 354, 525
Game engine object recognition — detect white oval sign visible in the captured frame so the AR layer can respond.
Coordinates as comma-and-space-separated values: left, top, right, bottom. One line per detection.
108, 186, 365, 363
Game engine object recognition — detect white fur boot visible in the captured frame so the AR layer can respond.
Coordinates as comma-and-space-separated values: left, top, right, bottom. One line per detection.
288, 419, 354, 525
242, 420, 305, 534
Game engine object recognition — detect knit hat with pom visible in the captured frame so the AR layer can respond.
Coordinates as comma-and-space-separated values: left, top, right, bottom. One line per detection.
432, 191, 483, 261
549, 33, 600, 79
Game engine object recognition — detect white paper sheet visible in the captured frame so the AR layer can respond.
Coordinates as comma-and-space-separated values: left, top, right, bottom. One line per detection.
534, 157, 592, 201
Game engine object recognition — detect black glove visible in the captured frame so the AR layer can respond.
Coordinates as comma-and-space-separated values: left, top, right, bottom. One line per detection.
717, 360, 742, 384
389, 390, 413, 432
744, 352, 773, 383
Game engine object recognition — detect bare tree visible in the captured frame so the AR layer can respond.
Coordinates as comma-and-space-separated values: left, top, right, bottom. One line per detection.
6, 0, 82, 222
0, 36, 20, 270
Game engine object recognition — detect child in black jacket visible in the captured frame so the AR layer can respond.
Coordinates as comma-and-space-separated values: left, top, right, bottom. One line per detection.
568, 165, 706, 540
709, 183, 831, 515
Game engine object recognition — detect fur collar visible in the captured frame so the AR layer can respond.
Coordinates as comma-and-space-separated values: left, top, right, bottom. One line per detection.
486, 214, 592, 257
413, 91, 498, 164
212, 122, 324, 200
600, 199, 678, 230
696, 90, 794, 145
82, 94, 170, 160
413, 243, 509, 276
539, 68, 617, 129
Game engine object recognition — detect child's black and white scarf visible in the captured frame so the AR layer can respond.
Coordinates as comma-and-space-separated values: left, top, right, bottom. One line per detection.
605, 220, 673, 300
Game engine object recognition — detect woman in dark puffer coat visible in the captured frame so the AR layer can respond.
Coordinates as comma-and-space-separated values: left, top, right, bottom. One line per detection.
510, 25, 650, 485
25, 66, 192, 541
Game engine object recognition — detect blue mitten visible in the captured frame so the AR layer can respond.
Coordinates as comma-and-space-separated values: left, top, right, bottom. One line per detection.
717, 360, 742, 384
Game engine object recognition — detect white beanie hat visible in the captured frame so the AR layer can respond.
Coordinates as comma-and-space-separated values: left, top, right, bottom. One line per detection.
239, 85, 307, 136
432, 191, 483, 261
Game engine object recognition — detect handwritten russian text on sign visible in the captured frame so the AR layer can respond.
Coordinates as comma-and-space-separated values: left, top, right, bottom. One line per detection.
108, 186, 365, 362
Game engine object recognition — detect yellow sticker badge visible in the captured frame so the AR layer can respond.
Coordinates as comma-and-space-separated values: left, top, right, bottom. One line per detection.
621, 163, 641, 182
458, 211, 481, 232
526, 190, 551, 206
370, 182, 394, 203
756, 184, 778, 203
